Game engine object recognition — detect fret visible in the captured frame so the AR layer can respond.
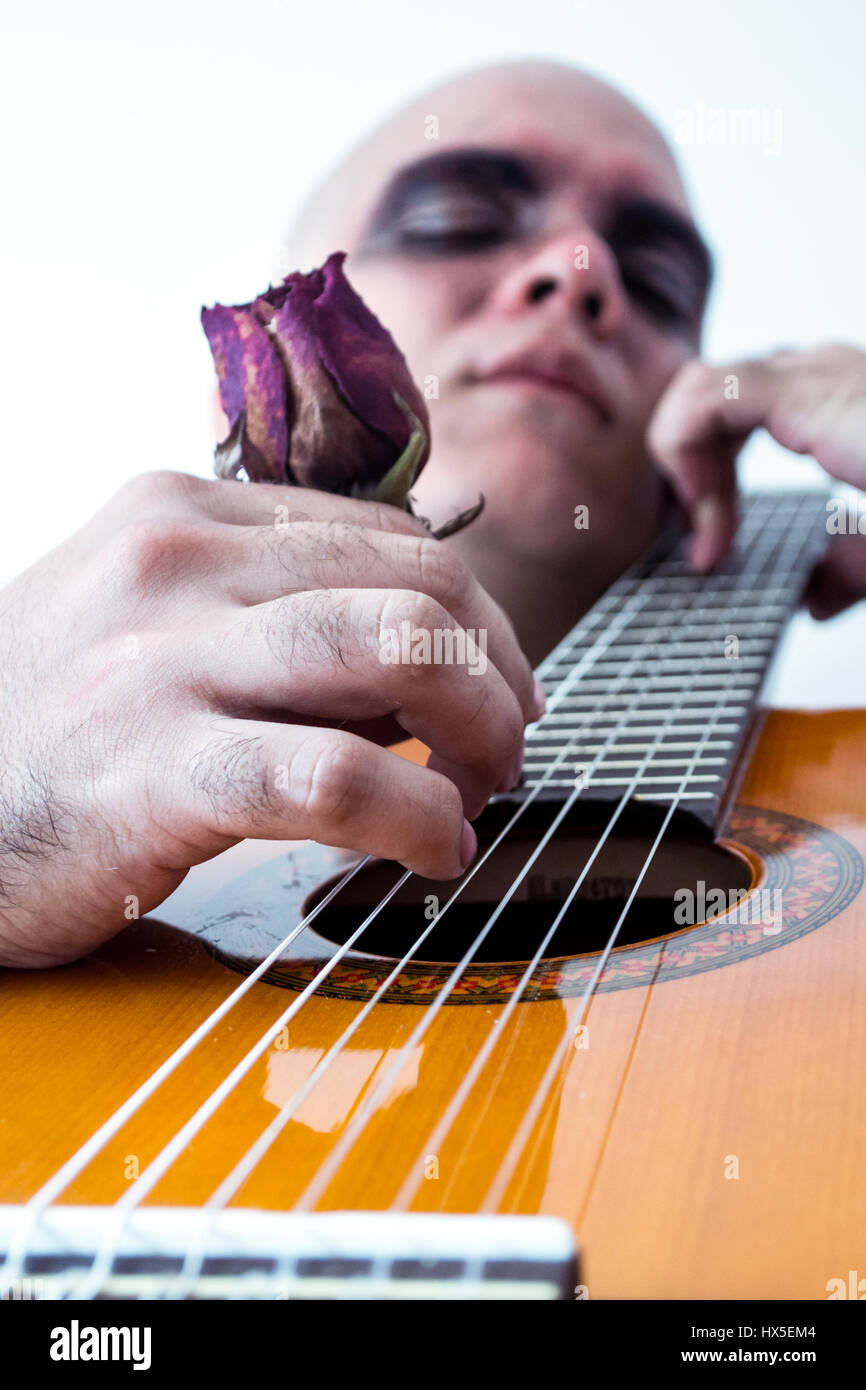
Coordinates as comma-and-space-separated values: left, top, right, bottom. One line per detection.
563, 773, 724, 785
528, 720, 743, 735
523, 490, 830, 830
545, 645, 775, 662
549, 614, 790, 647
524, 741, 734, 753
523, 756, 729, 770
594, 603, 789, 620
525, 781, 719, 801
544, 671, 765, 688
545, 694, 752, 708
528, 774, 724, 785
583, 616, 784, 630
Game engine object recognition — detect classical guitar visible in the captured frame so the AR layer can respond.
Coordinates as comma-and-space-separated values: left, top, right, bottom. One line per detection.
2, 488, 863, 1300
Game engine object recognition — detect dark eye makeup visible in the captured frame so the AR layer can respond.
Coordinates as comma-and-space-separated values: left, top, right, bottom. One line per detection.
385, 193, 512, 251
603, 196, 712, 331
358, 147, 712, 334
618, 248, 701, 327
360, 149, 540, 255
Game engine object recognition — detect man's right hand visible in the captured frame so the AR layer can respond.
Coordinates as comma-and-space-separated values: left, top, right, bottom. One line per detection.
0, 471, 542, 967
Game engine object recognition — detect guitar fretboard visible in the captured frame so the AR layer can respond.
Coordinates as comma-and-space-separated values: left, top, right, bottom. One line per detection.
525, 490, 829, 833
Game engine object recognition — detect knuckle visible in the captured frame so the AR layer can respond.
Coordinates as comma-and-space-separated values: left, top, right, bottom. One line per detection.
295, 735, 366, 830
416, 536, 469, 611
106, 518, 204, 593
679, 358, 715, 389
397, 588, 450, 635
813, 342, 854, 371
116, 469, 196, 512
661, 360, 717, 416
376, 590, 452, 667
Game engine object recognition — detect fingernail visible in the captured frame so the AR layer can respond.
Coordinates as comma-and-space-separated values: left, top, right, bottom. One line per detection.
531, 677, 547, 720
460, 819, 477, 870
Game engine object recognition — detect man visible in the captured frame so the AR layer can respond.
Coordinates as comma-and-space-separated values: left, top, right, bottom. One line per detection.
0, 60, 863, 968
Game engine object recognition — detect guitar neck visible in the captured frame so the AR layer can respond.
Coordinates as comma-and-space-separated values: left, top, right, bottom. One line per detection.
525, 490, 829, 835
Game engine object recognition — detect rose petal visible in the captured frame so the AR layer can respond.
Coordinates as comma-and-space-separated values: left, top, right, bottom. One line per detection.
200, 303, 290, 480
261, 252, 430, 492
259, 275, 395, 494
313, 252, 430, 460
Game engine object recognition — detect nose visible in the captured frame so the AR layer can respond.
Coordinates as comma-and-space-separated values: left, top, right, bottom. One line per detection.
491, 229, 626, 340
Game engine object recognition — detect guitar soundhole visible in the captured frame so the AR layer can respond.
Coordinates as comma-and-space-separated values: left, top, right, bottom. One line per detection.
307, 801, 754, 964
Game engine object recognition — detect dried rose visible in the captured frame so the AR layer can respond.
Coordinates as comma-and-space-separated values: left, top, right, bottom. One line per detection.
201, 251, 482, 535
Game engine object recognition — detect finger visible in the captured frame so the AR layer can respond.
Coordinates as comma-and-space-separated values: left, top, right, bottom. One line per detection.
101, 471, 432, 542
190, 472, 433, 537
180, 717, 476, 880
648, 360, 770, 570
804, 533, 866, 620
201, 588, 526, 817
201, 521, 539, 726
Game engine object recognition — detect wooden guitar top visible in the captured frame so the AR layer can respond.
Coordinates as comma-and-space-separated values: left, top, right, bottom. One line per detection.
1, 709, 863, 1299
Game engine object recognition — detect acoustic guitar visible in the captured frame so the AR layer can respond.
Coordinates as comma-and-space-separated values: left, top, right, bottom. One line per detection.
1, 488, 863, 1301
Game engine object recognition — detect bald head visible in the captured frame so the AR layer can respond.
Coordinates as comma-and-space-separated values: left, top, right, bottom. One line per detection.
287, 60, 691, 267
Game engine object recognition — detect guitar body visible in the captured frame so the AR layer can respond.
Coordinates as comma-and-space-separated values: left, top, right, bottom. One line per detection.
2, 707, 864, 1299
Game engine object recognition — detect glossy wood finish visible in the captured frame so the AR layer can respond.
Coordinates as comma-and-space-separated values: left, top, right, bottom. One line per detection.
1, 710, 864, 1299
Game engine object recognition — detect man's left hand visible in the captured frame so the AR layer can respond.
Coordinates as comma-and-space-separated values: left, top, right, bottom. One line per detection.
647, 344, 866, 617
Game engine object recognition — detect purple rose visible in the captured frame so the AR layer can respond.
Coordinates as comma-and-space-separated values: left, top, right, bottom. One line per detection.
201, 250, 430, 507
202, 252, 482, 534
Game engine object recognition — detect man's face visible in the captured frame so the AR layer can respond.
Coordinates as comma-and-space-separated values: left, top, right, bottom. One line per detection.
292, 64, 711, 574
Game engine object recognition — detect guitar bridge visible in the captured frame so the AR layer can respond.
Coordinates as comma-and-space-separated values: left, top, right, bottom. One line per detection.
0, 1206, 579, 1300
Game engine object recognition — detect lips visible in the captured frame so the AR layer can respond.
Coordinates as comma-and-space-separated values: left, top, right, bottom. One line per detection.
475, 345, 613, 424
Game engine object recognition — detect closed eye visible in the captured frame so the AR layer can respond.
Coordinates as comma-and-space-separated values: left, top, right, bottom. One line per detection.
389, 194, 511, 252
605, 195, 712, 336
617, 250, 703, 331
359, 149, 541, 259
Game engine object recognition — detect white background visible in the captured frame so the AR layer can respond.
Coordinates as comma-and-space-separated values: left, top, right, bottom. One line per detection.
1, 0, 863, 704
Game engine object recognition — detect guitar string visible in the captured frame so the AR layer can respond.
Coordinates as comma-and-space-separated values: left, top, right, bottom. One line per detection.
3, 522, 676, 1292
394, 501, 815, 1216
479, 494, 816, 1215
389, 671, 731, 1211
378, 497, 810, 1290
161, 547, 730, 1295
63, 495, 789, 1296
289, 495, 800, 1226
39, 494, 806, 1295
5, 482, 654, 1285
281, 500, 816, 1293
12, 493, 804, 1293
235, 593, 738, 1220
60, 543, 668, 1296
0, 850, 378, 1287
76, 497, 817, 1289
